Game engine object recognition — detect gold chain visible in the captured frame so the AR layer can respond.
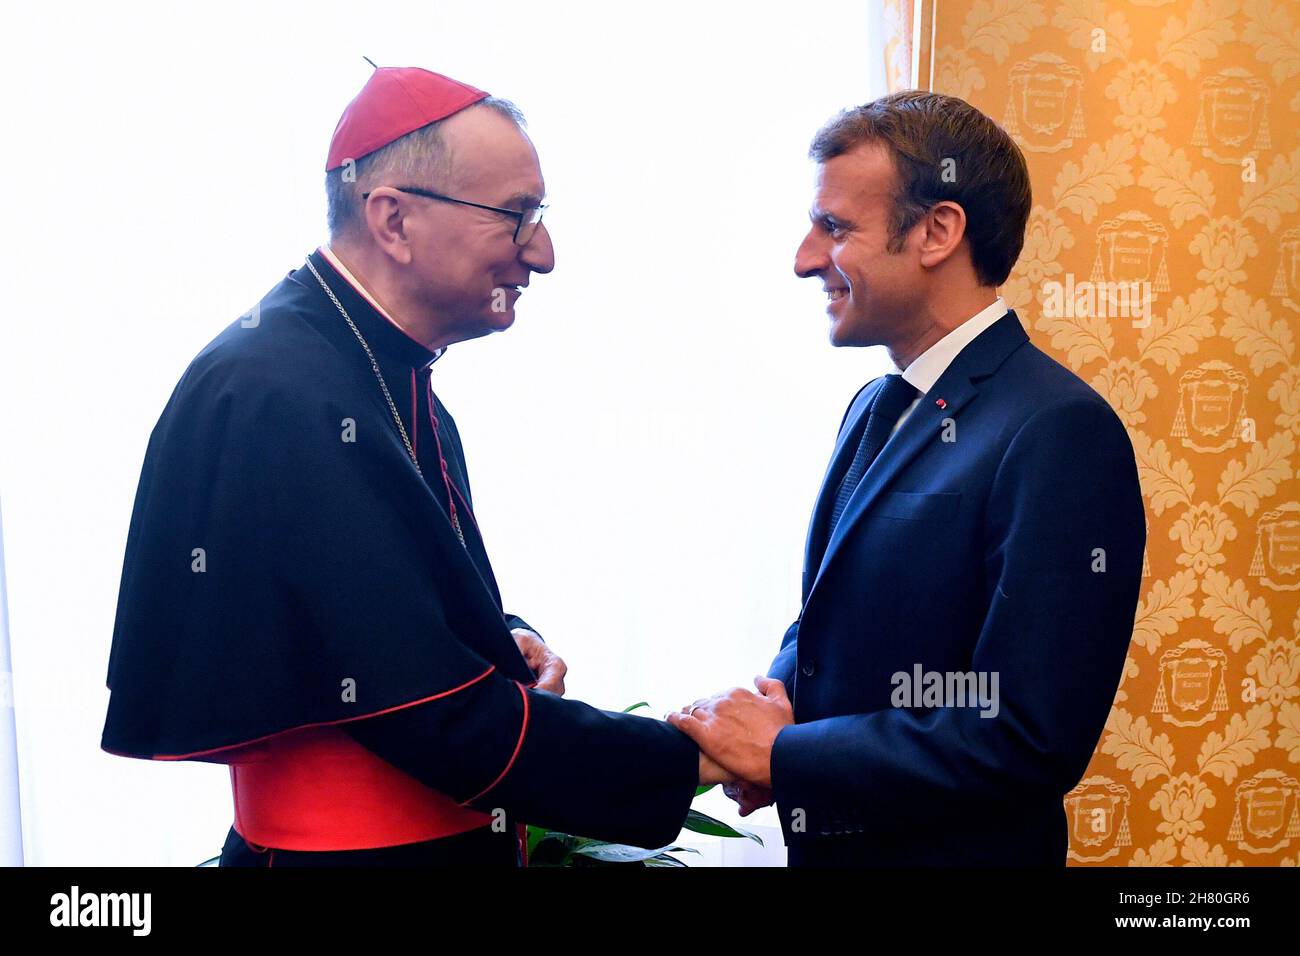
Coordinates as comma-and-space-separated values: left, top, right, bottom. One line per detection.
304, 257, 467, 547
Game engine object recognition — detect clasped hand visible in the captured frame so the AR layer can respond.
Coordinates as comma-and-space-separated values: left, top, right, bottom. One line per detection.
667, 677, 794, 817
512, 630, 790, 817
511, 628, 567, 696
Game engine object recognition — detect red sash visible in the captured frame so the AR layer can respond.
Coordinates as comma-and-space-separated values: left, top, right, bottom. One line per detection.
227, 724, 493, 851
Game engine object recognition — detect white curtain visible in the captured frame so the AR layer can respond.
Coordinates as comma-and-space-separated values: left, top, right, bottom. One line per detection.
0, 0, 889, 865
0, 500, 22, 866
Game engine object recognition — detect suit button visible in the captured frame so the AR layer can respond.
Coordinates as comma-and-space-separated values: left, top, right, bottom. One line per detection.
801, 660, 816, 677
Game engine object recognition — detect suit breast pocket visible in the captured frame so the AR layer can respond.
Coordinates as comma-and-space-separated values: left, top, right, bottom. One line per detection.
871, 491, 961, 522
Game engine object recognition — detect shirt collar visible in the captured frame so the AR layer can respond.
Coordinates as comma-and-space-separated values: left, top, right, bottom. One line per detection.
893, 296, 1008, 395
318, 244, 446, 367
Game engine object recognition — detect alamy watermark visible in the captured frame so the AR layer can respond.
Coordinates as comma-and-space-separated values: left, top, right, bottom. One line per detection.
1042, 275, 1153, 327
50, 886, 151, 936
891, 664, 1000, 718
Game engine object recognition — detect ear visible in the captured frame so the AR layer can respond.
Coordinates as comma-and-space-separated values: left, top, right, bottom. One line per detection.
362, 187, 414, 266
917, 200, 967, 270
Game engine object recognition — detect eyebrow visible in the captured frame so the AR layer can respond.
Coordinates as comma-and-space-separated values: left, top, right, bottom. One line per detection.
811, 207, 849, 226
502, 191, 545, 209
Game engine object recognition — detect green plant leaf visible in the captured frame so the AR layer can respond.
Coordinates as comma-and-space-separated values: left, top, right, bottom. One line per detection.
526, 830, 589, 866
571, 841, 699, 864
622, 701, 651, 714
644, 853, 690, 867
526, 824, 552, 858
683, 809, 763, 846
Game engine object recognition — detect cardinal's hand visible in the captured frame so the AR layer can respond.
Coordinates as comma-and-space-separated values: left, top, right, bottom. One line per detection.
723, 780, 775, 816
512, 628, 566, 696
698, 750, 733, 787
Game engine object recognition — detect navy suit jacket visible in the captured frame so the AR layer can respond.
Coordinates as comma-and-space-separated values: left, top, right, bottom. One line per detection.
767, 309, 1145, 866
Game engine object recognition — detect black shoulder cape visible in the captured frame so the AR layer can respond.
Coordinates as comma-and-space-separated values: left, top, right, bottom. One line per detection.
102, 252, 537, 759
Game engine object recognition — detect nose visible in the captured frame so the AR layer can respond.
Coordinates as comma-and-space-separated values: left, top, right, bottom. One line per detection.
794, 227, 828, 279
519, 221, 555, 275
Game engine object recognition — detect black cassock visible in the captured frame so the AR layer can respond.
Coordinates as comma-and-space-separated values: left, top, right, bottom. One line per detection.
101, 249, 698, 865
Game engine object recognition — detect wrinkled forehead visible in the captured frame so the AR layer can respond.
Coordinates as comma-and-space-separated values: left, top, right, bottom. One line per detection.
442, 107, 546, 206
811, 143, 897, 216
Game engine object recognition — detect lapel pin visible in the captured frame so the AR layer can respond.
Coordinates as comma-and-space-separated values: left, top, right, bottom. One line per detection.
935, 398, 947, 409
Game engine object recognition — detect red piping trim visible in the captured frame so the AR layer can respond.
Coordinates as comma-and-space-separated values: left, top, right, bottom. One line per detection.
448, 468, 483, 537
120, 665, 498, 761
460, 682, 529, 805
426, 382, 470, 534
425, 382, 485, 539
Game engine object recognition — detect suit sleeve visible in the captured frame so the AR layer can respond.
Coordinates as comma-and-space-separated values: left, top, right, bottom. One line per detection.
769, 397, 1145, 828
343, 682, 699, 850
768, 620, 799, 690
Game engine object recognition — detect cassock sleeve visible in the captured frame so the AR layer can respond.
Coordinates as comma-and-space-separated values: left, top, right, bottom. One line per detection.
503, 614, 540, 638
342, 685, 700, 850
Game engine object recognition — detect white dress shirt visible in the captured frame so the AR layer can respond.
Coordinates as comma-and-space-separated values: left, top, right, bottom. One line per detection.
889, 296, 1008, 438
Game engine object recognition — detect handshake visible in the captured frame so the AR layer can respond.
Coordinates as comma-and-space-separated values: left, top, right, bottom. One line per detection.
667, 678, 794, 817
515, 629, 795, 818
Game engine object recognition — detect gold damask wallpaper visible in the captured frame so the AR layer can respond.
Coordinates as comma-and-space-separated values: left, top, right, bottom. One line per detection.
897, 0, 1300, 866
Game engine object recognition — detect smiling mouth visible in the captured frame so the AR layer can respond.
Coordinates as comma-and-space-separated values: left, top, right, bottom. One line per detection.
827, 288, 848, 301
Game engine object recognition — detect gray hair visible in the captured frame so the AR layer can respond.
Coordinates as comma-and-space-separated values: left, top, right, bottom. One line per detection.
325, 96, 526, 240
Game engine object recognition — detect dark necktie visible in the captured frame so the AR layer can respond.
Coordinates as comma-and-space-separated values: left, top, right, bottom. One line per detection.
826, 373, 919, 536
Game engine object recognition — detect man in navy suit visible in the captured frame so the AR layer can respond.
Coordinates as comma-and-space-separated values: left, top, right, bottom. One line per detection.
670, 91, 1145, 866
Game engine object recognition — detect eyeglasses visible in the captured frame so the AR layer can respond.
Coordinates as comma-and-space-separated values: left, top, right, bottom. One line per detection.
361, 186, 548, 246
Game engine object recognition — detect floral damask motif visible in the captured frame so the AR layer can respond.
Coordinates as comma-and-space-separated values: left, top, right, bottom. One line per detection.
962, 0, 1047, 64
1241, 0, 1300, 84
929, 0, 1298, 868
1239, 147, 1300, 233
1245, 635, 1300, 708
1132, 569, 1198, 655
1093, 358, 1159, 425
1106, 60, 1179, 137
1151, 773, 1217, 842
1138, 136, 1215, 228
1054, 0, 1134, 70
1155, 0, 1238, 78
933, 45, 987, 99
1189, 217, 1259, 292
1017, 205, 1075, 285
1268, 368, 1300, 439
1000, 274, 1034, 313
1169, 502, 1238, 573
1200, 570, 1272, 652
1278, 701, 1300, 762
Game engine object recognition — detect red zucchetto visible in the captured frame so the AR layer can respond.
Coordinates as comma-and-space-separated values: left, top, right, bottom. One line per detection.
325, 66, 489, 171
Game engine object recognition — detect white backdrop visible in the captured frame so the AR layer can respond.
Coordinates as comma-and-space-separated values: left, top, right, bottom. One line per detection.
0, 0, 891, 865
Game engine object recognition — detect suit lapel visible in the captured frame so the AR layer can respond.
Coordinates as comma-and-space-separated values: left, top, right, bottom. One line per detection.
801, 377, 888, 595
803, 310, 1031, 604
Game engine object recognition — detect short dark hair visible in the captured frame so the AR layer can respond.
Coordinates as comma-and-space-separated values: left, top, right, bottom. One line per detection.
809, 90, 1031, 287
